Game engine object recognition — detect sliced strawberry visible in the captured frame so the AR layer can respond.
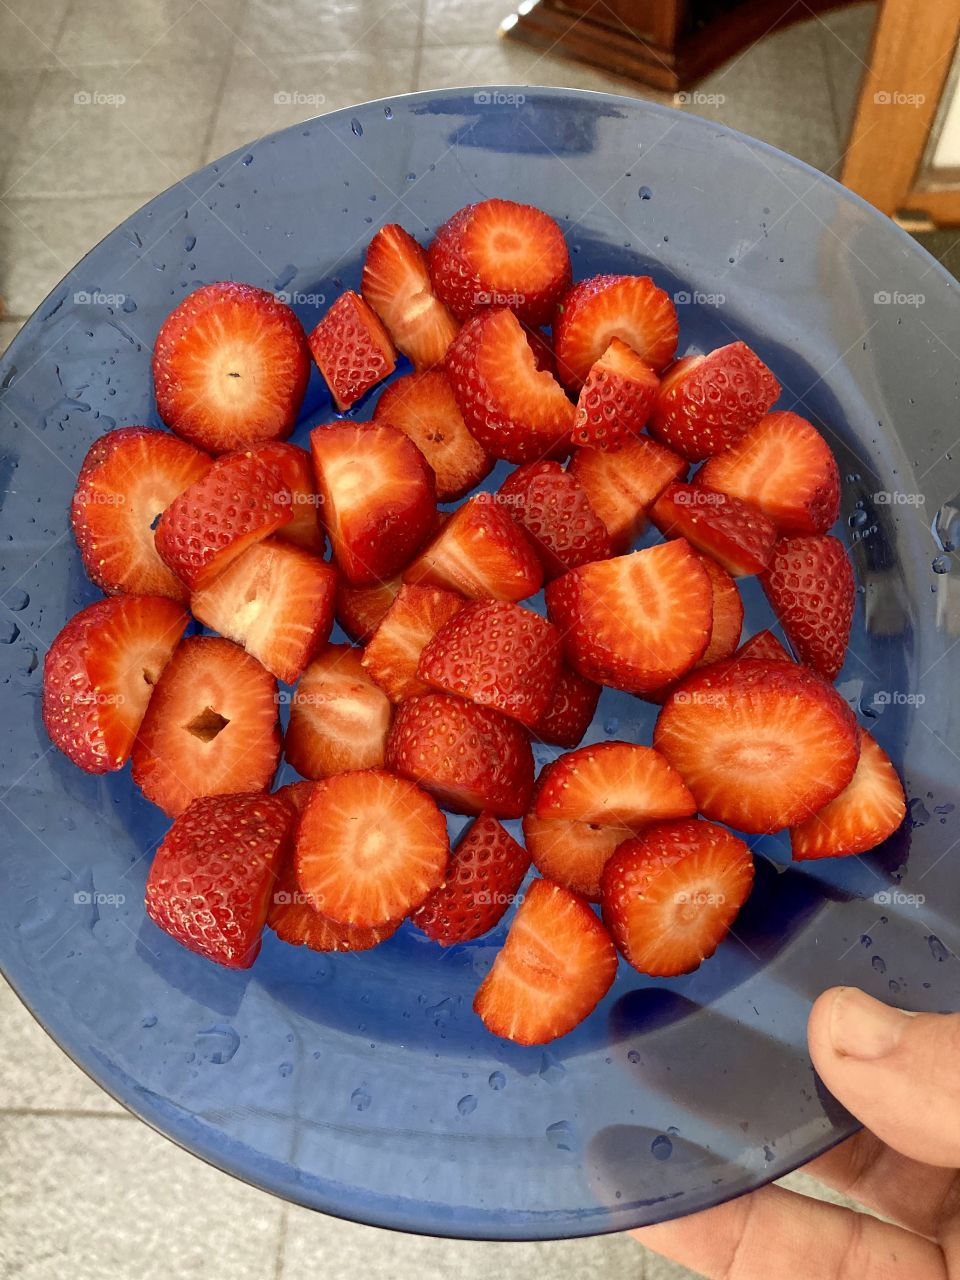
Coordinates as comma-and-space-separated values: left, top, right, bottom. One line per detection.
535, 741, 695, 825
427, 199, 571, 328
545, 540, 713, 694
42, 596, 188, 774
601, 819, 755, 976
650, 481, 777, 577
524, 326, 556, 376
569, 436, 686, 553
310, 421, 435, 587
386, 692, 534, 817
735, 629, 793, 663
145, 792, 294, 968
335, 575, 401, 643
648, 341, 780, 461
307, 290, 396, 410
373, 370, 492, 500
696, 557, 743, 666
403, 494, 543, 602
362, 223, 459, 369
530, 665, 600, 749
154, 450, 292, 591
285, 643, 392, 779
473, 878, 617, 1045
445, 308, 575, 463
654, 658, 861, 834
498, 460, 612, 579
791, 732, 906, 860
248, 442, 325, 555
153, 282, 310, 453
276, 779, 316, 814
553, 274, 678, 390
572, 339, 659, 451
411, 812, 530, 944
522, 813, 633, 901
361, 583, 464, 702
267, 847, 399, 953
760, 534, 855, 680
295, 769, 448, 926
131, 635, 281, 817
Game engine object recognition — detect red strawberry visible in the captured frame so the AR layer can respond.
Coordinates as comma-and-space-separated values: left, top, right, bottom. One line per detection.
411, 812, 530, 944
276, 779, 317, 814
285, 644, 392, 779
650, 481, 777, 577
153, 282, 310, 453
696, 411, 840, 536
735, 629, 792, 663
473, 878, 617, 1045
248, 442, 325, 555
522, 813, 633, 901
145, 792, 295, 969
760, 534, 854, 680
648, 341, 780, 461
568, 436, 686, 553
190, 538, 336, 685
71, 427, 212, 601
361, 583, 464, 702
427, 199, 571, 327
295, 769, 448, 926
572, 339, 659, 450
131, 635, 282, 817
553, 275, 678, 390
42, 596, 188, 774
535, 741, 695, 826
361, 223, 459, 369
601, 819, 755, 976
386, 692, 534, 817
445, 309, 575, 463
154, 450, 292, 591
654, 658, 861, 833
498, 460, 612, 579
373, 370, 492, 500
545, 540, 713, 694
404, 494, 543, 602
530, 665, 600, 749
790, 732, 906, 860
524, 326, 557, 376
307, 290, 396, 410
310, 421, 435, 587
335, 575, 401, 644
267, 847, 399, 953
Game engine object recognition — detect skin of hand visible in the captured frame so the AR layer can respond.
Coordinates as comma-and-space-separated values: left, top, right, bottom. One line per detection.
632, 986, 960, 1279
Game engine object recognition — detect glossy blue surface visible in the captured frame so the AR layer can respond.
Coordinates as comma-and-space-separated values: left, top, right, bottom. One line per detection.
0, 88, 958, 1241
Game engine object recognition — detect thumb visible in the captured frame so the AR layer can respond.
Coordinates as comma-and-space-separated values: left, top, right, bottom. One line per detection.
809, 986, 960, 1167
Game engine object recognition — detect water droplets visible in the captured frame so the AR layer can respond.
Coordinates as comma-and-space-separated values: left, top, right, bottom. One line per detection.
278, 1061, 293, 1077
546, 1120, 574, 1151
184, 234, 197, 252
488, 1070, 506, 1091
627, 1049, 640, 1065
539, 1050, 565, 1084
928, 935, 949, 962
651, 1134, 673, 1160
5, 589, 29, 611
932, 554, 951, 574
457, 1094, 478, 1116
638, 186, 652, 200
383, 105, 393, 119
195, 1023, 240, 1064
350, 118, 363, 137
140, 1014, 157, 1029
871, 954, 887, 975
351, 1086, 372, 1111
0, 620, 19, 644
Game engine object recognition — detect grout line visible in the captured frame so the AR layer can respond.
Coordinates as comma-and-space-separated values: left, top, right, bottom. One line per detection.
272, 1203, 290, 1280
410, 0, 428, 92
0, 1106, 134, 1119
197, 0, 252, 165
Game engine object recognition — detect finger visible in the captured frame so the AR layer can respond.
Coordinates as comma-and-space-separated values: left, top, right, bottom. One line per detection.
632, 1182, 944, 1279
809, 987, 960, 1166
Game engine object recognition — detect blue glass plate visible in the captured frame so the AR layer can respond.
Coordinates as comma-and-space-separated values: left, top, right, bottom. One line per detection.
1, 88, 958, 1241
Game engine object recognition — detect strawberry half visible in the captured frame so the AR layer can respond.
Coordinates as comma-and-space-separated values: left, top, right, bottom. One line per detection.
498, 460, 612, 579
650, 481, 777, 577
735, 629, 793, 663
530, 665, 600, 749
268, 845, 399, 953
145, 792, 295, 969
386, 692, 534, 817
153, 282, 310, 453
473, 879, 618, 1045
569, 435, 686, 553
695, 556, 744, 666
411, 811, 530, 944
285, 644, 392, 779
790, 731, 906, 860
553, 274, 678, 390
522, 813, 634, 901
361, 583, 464, 702
760, 534, 854, 680
361, 223, 459, 369
310, 421, 435, 587
445, 308, 575, 463
71, 427, 212, 601
535, 741, 696, 826
572, 339, 659, 450
427, 199, 571, 327
335, 575, 401, 644
601, 819, 755, 976
307, 290, 396, 410
42, 595, 188, 774
295, 769, 448, 926
248, 442, 325, 555
654, 658, 861, 833
648, 341, 780, 461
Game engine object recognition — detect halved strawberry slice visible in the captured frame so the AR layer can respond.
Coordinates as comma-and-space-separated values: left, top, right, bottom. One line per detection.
535, 741, 696, 825
285, 644, 392, 779
404, 494, 543, 602
361, 583, 464, 702
335, 575, 401, 644
310, 421, 435, 587
307, 290, 396, 410
445, 308, 575, 463
427, 199, 571, 327
760, 534, 854, 680
650, 481, 777, 577
373, 370, 492, 501
648, 341, 780, 461
522, 813, 634, 901
267, 847, 399, 953
735, 629, 793, 663
790, 731, 906, 860
276, 779, 316, 815
131, 635, 281, 817
695, 556, 743, 666
569, 436, 687, 553
295, 769, 448, 926
473, 878, 618, 1045
654, 658, 861, 833
190, 538, 336, 685
362, 223, 459, 369
411, 811, 531, 944
553, 274, 679, 390
601, 819, 755, 976
572, 339, 659, 450
530, 665, 600, 749
498, 460, 612, 579
248, 442, 325, 555
42, 595, 188, 774
153, 282, 310, 453
71, 427, 212, 601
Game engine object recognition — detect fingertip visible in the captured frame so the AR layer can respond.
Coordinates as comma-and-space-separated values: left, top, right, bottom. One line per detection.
807, 985, 847, 1069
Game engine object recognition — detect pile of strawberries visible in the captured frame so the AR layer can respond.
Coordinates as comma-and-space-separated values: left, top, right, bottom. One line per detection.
42, 199, 907, 1046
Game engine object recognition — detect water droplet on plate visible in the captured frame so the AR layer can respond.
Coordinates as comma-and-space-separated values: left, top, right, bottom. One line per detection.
539, 1050, 565, 1083
651, 1134, 673, 1160
384, 105, 393, 119
0, 620, 19, 644
350, 118, 363, 137
871, 954, 886, 975
627, 1049, 640, 1064
638, 186, 652, 200
351, 1086, 372, 1111
546, 1120, 574, 1151
184, 234, 196, 252
488, 1070, 506, 1091
457, 1094, 478, 1116
6, 589, 29, 611
195, 1023, 240, 1064
928, 935, 949, 962
140, 1014, 157, 1029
